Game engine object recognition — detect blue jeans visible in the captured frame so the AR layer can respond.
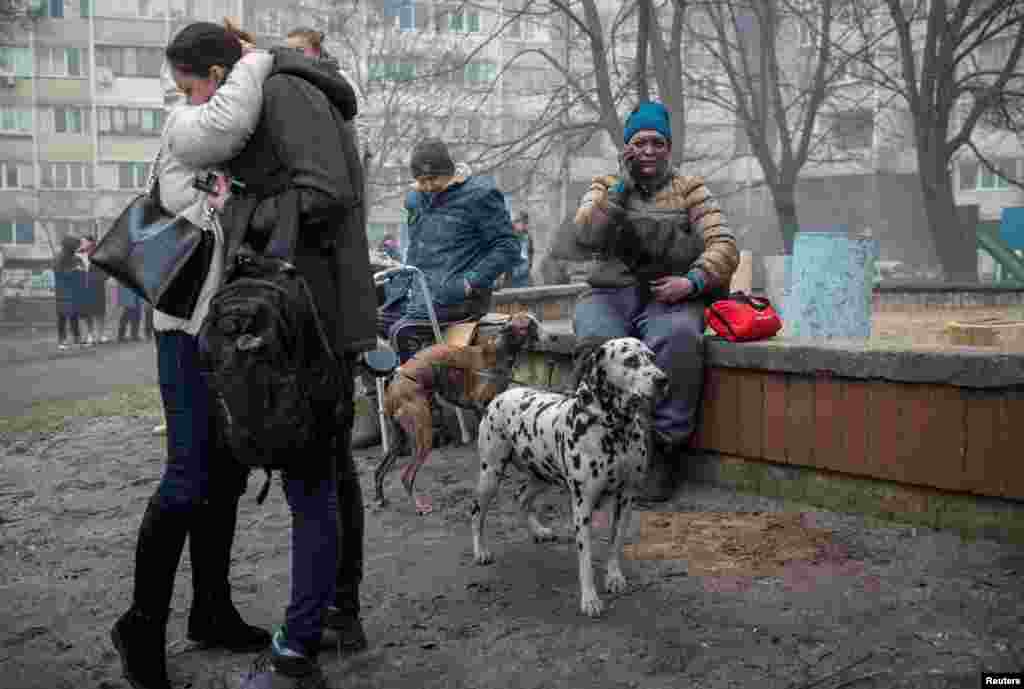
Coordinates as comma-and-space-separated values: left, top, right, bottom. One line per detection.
573, 285, 706, 447
281, 460, 338, 656
156, 331, 338, 656
154, 331, 247, 513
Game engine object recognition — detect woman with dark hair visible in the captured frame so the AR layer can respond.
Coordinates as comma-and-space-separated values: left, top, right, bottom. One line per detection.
166, 21, 374, 687
53, 235, 83, 351
110, 20, 276, 689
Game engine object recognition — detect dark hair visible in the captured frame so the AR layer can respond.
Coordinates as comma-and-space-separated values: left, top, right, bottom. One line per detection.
165, 21, 244, 77
287, 27, 325, 52
53, 235, 81, 272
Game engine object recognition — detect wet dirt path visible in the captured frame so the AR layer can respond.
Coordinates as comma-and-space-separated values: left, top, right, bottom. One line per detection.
0, 416, 1022, 689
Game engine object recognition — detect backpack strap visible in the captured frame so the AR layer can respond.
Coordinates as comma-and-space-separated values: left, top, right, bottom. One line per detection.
255, 469, 273, 505
264, 186, 302, 262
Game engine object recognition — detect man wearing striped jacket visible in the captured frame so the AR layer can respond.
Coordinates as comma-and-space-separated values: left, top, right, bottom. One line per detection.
565, 101, 740, 502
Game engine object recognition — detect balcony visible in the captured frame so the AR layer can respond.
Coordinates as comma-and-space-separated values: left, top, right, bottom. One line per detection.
34, 77, 91, 103
94, 17, 169, 45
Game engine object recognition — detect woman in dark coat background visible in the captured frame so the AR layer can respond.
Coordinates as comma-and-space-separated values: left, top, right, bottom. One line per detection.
53, 235, 83, 351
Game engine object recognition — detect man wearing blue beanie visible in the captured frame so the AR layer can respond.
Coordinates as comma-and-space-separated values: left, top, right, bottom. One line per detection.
552, 101, 739, 502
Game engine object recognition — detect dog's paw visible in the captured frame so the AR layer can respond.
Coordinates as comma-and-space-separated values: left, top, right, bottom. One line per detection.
579, 592, 605, 618
605, 571, 627, 594
473, 549, 494, 565
531, 526, 557, 543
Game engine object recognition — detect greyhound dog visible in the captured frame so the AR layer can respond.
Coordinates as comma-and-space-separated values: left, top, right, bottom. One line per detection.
374, 311, 543, 514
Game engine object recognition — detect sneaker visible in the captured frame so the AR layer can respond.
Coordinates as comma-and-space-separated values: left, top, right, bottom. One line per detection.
270, 627, 322, 681
58, 342, 70, 351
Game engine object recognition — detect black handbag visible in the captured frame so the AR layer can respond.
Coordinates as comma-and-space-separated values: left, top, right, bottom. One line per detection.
90, 148, 215, 320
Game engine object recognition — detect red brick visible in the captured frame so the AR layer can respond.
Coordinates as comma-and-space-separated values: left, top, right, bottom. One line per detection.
708, 369, 743, 455
839, 380, 872, 474
812, 377, 844, 472
896, 386, 966, 493
1004, 390, 1024, 500
736, 371, 765, 459
761, 373, 788, 463
872, 382, 905, 483
962, 389, 1004, 497
785, 377, 815, 467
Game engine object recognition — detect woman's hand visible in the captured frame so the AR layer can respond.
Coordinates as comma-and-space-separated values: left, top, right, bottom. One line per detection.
650, 276, 694, 304
240, 40, 256, 55
207, 174, 231, 212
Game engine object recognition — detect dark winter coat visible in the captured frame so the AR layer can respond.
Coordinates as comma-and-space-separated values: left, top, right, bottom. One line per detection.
382, 175, 520, 319
219, 48, 376, 355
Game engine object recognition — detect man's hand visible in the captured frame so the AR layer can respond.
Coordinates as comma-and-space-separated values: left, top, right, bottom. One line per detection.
650, 276, 694, 304
207, 174, 231, 212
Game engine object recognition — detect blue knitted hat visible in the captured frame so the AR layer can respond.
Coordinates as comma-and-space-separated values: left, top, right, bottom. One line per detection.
623, 101, 671, 144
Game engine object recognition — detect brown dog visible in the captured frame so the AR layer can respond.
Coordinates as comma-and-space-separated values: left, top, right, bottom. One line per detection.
375, 312, 542, 514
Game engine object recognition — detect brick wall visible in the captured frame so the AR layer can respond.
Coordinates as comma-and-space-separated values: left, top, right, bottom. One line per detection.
695, 368, 1024, 501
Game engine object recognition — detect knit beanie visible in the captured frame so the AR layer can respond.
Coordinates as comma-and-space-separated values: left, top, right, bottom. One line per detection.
410, 138, 456, 178
623, 101, 672, 144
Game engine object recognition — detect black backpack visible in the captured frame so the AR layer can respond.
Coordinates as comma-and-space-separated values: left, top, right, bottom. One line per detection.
198, 251, 342, 502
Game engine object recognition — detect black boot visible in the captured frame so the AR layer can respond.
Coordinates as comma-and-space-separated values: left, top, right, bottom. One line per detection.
186, 499, 271, 652
111, 497, 188, 689
640, 431, 683, 504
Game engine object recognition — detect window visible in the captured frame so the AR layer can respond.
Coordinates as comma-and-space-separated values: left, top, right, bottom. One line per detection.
48, 107, 89, 134
449, 9, 480, 33
40, 162, 93, 189
0, 46, 33, 77
368, 62, 416, 82
37, 47, 84, 76
34, 0, 65, 19
961, 157, 1017, 191
978, 158, 1013, 190
465, 61, 496, 84
254, 8, 284, 36
0, 162, 33, 188
118, 162, 151, 189
0, 107, 33, 133
96, 46, 164, 77
0, 221, 35, 245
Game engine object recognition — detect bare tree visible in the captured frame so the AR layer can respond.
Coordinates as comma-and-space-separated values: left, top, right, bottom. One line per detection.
849, 0, 1024, 281
685, 0, 867, 253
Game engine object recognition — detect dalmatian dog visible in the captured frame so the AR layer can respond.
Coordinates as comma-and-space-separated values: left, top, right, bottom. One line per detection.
471, 337, 669, 617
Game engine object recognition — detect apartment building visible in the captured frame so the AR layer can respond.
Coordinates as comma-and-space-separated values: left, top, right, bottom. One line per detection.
0, 0, 241, 297
0, 0, 564, 300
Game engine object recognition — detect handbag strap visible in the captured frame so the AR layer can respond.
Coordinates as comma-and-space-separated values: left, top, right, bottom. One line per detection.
707, 303, 739, 339
727, 291, 772, 311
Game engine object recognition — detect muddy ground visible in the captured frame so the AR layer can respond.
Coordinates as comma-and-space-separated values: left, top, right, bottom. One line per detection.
1, 414, 1022, 689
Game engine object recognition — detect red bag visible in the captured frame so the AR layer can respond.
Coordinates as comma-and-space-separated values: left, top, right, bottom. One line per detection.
705, 292, 782, 342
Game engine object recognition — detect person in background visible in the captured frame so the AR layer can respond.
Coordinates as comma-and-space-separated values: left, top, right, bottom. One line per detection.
285, 27, 367, 160
507, 210, 534, 288
53, 235, 83, 351
80, 236, 111, 344
118, 283, 144, 342
351, 138, 520, 450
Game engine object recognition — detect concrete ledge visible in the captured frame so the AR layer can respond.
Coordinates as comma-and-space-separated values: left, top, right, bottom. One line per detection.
528, 328, 1024, 389
686, 452, 1024, 545
704, 337, 1024, 389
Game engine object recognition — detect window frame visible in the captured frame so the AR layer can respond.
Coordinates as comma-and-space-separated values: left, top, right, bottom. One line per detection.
0, 220, 36, 245
39, 162, 93, 190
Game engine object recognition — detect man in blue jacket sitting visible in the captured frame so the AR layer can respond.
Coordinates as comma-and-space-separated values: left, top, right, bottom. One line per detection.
353, 137, 520, 448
